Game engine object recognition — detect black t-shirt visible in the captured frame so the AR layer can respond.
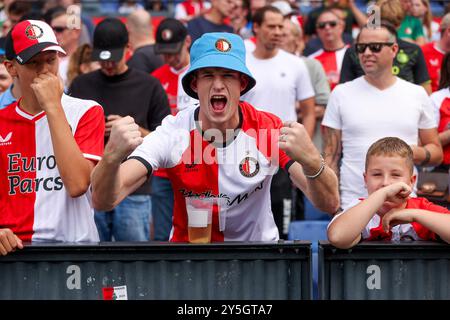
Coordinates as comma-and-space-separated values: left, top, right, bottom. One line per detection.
187, 16, 234, 44
127, 44, 164, 74
339, 38, 430, 85
69, 67, 171, 194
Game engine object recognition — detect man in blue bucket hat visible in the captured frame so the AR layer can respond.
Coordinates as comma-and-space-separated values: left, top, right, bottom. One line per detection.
91, 32, 339, 242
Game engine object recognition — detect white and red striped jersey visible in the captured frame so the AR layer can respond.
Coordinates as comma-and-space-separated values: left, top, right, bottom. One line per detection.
129, 101, 293, 242
174, 0, 210, 21
308, 46, 348, 90
430, 88, 450, 164
0, 94, 104, 242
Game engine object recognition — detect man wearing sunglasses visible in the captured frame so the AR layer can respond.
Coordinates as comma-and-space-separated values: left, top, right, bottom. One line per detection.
339, 0, 431, 95
322, 23, 443, 212
308, 10, 348, 90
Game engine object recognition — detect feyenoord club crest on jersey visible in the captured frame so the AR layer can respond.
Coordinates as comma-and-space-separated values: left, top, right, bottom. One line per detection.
215, 39, 231, 52
239, 157, 260, 178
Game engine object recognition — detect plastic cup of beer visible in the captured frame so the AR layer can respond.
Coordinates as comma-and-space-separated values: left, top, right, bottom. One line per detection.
185, 197, 213, 243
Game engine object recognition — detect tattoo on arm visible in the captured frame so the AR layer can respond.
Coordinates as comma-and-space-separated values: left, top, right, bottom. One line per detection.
322, 127, 342, 180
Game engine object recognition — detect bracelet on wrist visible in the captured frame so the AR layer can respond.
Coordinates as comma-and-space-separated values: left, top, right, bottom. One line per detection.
303, 155, 326, 179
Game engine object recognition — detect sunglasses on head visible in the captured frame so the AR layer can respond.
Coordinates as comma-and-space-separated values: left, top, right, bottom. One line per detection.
317, 21, 338, 29
52, 26, 68, 33
355, 42, 394, 54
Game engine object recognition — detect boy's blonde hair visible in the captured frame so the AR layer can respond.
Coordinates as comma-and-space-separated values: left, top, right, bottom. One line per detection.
365, 137, 414, 174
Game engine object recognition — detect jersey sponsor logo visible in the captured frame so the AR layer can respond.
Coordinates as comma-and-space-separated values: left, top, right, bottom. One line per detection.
25, 24, 44, 40
6, 153, 64, 195
179, 189, 230, 202
228, 181, 264, 206
215, 39, 231, 52
430, 58, 439, 66
0, 132, 12, 146
184, 163, 199, 172
239, 157, 259, 178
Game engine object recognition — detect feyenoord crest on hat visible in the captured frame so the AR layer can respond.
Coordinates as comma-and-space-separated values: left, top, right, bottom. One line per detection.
161, 29, 173, 41
181, 32, 256, 99
215, 39, 231, 52
154, 18, 188, 55
5, 20, 66, 65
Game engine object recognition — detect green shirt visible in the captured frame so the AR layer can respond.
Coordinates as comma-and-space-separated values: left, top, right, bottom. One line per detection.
398, 15, 425, 41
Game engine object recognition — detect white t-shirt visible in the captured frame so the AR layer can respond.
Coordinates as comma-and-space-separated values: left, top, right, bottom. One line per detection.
322, 76, 436, 210
241, 49, 315, 122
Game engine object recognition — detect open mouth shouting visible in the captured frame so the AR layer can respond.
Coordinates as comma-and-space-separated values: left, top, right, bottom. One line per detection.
210, 95, 227, 113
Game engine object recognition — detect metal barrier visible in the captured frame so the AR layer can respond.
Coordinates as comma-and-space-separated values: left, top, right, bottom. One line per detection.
319, 241, 450, 300
0, 241, 311, 300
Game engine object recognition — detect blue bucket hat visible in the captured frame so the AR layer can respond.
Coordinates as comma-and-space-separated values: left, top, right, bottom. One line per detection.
181, 32, 256, 99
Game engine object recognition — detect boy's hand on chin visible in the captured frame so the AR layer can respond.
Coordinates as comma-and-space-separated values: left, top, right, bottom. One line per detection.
383, 182, 412, 204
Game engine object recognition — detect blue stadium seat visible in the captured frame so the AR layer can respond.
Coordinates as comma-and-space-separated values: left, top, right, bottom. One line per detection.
430, 2, 444, 17
288, 220, 329, 299
303, 197, 331, 221
99, 0, 119, 14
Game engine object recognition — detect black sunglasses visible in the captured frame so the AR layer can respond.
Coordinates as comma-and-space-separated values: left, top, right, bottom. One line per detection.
317, 21, 338, 29
52, 26, 68, 33
355, 42, 394, 54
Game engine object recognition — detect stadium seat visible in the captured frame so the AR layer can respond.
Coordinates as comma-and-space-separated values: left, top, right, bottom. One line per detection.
303, 197, 332, 221
288, 220, 329, 299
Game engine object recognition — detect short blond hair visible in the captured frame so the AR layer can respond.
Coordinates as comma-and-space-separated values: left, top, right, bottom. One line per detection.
365, 137, 414, 174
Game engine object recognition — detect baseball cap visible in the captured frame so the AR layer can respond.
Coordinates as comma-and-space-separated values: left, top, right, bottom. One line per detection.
154, 18, 188, 55
4, 19, 66, 65
92, 18, 128, 62
271, 1, 295, 16
181, 32, 256, 99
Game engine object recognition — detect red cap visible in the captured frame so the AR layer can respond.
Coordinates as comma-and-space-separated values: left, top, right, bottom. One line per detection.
5, 20, 66, 64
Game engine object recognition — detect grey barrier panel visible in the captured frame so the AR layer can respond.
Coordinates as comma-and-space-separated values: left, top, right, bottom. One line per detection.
0, 241, 311, 300
319, 241, 450, 300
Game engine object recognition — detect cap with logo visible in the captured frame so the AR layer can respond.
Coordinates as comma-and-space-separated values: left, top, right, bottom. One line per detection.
4, 20, 66, 65
92, 17, 128, 62
181, 32, 256, 99
154, 18, 188, 55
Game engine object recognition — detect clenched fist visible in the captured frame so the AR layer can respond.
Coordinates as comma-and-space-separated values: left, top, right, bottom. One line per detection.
104, 116, 143, 163
30, 72, 64, 112
279, 121, 322, 172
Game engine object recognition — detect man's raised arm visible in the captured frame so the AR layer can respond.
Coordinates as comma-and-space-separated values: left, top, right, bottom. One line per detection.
91, 116, 149, 211
279, 121, 340, 214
